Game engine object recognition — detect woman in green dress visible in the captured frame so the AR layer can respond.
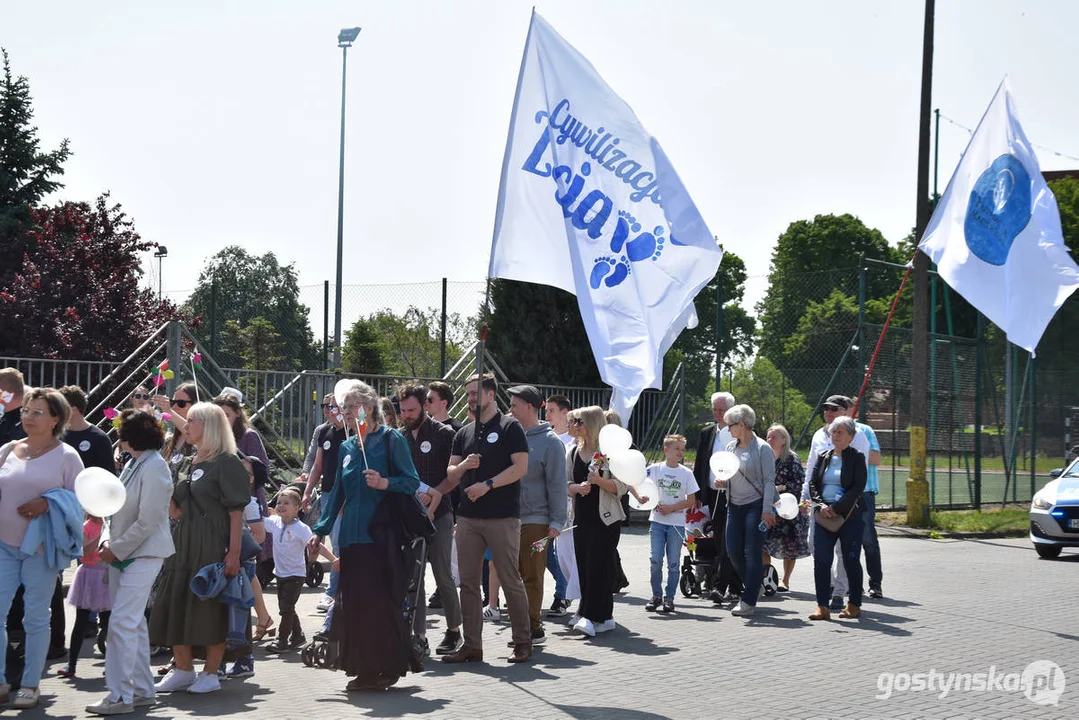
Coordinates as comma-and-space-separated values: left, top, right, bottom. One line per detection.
149, 402, 249, 696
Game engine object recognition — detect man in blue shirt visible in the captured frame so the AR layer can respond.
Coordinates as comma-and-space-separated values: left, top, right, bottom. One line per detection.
853, 411, 884, 599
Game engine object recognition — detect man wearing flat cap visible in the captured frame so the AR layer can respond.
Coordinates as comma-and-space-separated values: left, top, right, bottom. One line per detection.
507, 385, 568, 646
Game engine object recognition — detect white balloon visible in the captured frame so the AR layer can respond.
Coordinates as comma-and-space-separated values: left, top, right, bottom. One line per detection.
334, 379, 358, 406
709, 451, 741, 481
629, 477, 658, 511
774, 492, 799, 520
607, 449, 647, 488
74, 467, 127, 518
598, 424, 633, 456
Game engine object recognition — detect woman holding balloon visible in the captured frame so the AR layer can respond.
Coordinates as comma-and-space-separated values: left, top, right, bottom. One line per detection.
567, 406, 633, 637
0, 388, 83, 709
762, 424, 810, 592
718, 404, 776, 618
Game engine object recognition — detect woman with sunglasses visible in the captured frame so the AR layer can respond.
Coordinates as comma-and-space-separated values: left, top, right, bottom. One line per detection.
155, 383, 201, 476
130, 386, 153, 413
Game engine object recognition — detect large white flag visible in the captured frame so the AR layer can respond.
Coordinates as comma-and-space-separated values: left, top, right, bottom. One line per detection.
919, 79, 1079, 354
488, 11, 722, 420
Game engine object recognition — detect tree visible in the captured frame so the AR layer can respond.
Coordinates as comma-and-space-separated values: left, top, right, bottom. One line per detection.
668, 250, 756, 401
185, 247, 318, 370
239, 316, 287, 370
486, 280, 601, 385
757, 214, 900, 368
0, 195, 181, 359
730, 356, 815, 447
341, 319, 385, 375
0, 48, 72, 292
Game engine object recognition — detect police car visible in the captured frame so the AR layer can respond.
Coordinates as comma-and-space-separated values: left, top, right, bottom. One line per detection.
1030, 459, 1079, 558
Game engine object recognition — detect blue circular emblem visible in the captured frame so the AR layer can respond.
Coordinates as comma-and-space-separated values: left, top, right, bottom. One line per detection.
963, 154, 1032, 266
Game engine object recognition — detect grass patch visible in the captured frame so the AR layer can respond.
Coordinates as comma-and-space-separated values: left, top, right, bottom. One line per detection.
879, 505, 1028, 534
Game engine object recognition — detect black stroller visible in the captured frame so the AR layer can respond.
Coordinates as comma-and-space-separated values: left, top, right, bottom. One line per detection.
302, 536, 428, 670
679, 522, 718, 598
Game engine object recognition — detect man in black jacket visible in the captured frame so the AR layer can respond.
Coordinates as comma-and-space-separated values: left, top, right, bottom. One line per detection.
692, 392, 742, 603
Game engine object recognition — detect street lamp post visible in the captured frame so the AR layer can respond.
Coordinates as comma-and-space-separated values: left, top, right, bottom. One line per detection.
154, 245, 168, 299
333, 26, 361, 369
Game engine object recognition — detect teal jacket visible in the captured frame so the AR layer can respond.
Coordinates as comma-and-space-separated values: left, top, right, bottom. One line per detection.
312, 427, 420, 548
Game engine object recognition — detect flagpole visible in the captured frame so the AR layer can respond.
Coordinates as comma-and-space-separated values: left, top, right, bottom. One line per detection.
477, 8, 537, 441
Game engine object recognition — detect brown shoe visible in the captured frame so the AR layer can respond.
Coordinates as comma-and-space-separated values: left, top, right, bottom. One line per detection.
808, 606, 831, 621
441, 646, 484, 664
508, 643, 532, 664
838, 603, 861, 619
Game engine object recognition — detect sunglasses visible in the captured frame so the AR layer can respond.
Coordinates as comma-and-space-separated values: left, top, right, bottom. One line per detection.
321, 403, 338, 410
569, 418, 584, 426
133, 393, 151, 400
171, 399, 192, 408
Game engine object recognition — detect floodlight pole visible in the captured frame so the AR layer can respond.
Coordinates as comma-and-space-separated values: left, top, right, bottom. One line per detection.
333, 28, 361, 369
909, 0, 935, 526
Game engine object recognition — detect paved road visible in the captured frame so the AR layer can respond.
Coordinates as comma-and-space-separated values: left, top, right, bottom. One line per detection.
21, 528, 1079, 719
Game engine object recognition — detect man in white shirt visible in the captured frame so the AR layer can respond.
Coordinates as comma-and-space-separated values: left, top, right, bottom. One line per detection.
544, 394, 575, 448
801, 395, 873, 609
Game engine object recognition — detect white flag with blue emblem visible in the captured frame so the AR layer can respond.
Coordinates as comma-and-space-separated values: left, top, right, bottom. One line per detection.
488, 11, 722, 420
919, 79, 1079, 354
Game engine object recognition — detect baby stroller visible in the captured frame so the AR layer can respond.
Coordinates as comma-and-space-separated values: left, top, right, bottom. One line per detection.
679, 522, 718, 598
302, 536, 428, 671
257, 481, 326, 590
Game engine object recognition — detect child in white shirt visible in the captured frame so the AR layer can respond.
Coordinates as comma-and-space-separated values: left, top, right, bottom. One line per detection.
264, 488, 336, 652
644, 435, 699, 613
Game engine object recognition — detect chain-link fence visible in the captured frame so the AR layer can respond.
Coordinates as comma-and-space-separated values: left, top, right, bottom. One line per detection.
738, 257, 1075, 510
166, 279, 488, 376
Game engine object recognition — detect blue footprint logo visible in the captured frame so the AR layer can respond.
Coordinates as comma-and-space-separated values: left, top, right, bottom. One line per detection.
625, 225, 665, 263
590, 255, 631, 289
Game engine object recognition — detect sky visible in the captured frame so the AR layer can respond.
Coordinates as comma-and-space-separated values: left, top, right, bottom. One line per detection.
5, 0, 1078, 334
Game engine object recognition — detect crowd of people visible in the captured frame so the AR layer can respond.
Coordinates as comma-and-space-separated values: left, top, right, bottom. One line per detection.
0, 364, 886, 711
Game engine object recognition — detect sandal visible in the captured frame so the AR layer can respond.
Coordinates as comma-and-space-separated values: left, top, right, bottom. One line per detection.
158, 659, 175, 676
777, 583, 789, 592
253, 618, 276, 642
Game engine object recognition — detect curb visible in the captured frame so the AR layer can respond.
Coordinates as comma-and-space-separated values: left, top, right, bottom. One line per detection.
877, 525, 1026, 540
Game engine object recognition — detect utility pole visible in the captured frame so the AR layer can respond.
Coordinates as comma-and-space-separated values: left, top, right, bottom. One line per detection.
909, 0, 935, 527
333, 27, 362, 369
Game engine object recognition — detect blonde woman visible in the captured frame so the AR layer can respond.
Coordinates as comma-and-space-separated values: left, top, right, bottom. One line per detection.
567, 406, 628, 637
149, 403, 249, 695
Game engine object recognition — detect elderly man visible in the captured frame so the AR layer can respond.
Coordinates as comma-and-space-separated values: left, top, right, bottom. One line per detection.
507, 386, 567, 646
693, 392, 741, 604
800, 395, 873, 609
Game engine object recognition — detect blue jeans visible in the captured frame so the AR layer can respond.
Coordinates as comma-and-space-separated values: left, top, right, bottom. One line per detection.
326, 514, 341, 598
861, 492, 882, 588
649, 522, 683, 599
0, 541, 61, 687
813, 511, 865, 607
547, 539, 567, 600
726, 501, 764, 606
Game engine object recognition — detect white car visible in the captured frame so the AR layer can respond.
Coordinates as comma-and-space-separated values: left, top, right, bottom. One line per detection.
1030, 459, 1079, 559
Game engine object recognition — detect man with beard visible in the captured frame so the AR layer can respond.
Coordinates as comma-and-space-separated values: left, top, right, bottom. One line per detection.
397, 383, 461, 657
442, 374, 531, 664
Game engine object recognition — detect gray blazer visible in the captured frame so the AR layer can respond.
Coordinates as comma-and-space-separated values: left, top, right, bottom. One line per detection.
108, 451, 175, 562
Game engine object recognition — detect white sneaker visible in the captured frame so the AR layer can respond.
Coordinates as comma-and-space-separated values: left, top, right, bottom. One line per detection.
573, 618, 595, 637
186, 671, 222, 694
567, 613, 581, 626
594, 619, 616, 634
133, 694, 156, 707
86, 696, 134, 715
13, 687, 39, 709
154, 668, 197, 693
482, 606, 501, 622
315, 595, 334, 613
731, 601, 756, 617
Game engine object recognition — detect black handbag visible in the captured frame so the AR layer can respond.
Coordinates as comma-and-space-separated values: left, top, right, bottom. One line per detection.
382, 432, 436, 541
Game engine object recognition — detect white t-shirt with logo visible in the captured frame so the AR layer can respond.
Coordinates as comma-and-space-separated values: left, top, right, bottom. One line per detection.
264, 515, 314, 579
646, 462, 699, 526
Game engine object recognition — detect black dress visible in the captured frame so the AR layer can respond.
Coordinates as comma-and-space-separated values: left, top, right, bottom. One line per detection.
571, 450, 621, 624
